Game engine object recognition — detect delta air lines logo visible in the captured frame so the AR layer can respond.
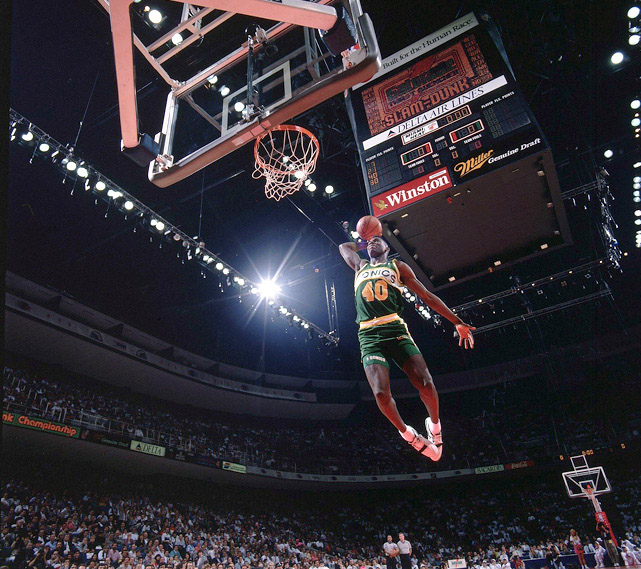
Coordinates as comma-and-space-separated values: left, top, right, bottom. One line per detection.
371, 167, 453, 216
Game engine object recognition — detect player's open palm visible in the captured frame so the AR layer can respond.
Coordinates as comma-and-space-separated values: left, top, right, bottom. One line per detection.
455, 323, 476, 349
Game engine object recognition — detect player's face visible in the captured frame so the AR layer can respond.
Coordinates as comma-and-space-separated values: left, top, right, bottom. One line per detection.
367, 237, 387, 257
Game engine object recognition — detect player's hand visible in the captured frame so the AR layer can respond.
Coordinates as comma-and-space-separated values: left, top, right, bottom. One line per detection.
455, 323, 476, 349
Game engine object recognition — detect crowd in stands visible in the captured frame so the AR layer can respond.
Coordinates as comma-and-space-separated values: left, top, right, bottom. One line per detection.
3, 365, 641, 476
2, 464, 641, 569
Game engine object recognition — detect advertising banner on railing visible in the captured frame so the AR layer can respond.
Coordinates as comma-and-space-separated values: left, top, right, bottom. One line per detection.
3, 411, 80, 438
130, 440, 166, 457
83, 429, 131, 449
222, 461, 247, 474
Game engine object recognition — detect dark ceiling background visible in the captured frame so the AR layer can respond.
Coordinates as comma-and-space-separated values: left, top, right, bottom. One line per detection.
8, 0, 641, 380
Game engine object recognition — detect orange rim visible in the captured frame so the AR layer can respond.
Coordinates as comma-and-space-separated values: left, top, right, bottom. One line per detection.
254, 124, 319, 175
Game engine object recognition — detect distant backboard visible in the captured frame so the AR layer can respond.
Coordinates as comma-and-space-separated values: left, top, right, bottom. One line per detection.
562, 461, 611, 499
98, 0, 381, 187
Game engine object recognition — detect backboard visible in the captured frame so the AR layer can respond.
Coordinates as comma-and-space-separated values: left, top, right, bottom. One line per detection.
98, 0, 381, 187
562, 457, 611, 499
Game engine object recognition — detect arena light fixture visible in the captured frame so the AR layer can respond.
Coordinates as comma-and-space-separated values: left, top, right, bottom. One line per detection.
66, 160, 77, 171
156, 221, 165, 231
150, 218, 158, 226
636, 219, 641, 225
207, 74, 218, 85
611, 51, 625, 65
351, 230, 359, 240
635, 184, 641, 189
234, 101, 245, 112
222, 267, 230, 275
634, 162, 641, 168
21, 131, 34, 142
219, 85, 230, 97
171, 33, 183, 45
325, 185, 334, 194
257, 279, 281, 299
304, 178, 311, 186
77, 166, 89, 178
38, 142, 50, 152
603, 149, 613, 159
630, 35, 641, 46
294, 170, 305, 179
308, 183, 317, 192
632, 118, 641, 127
215, 262, 224, 271
148, 9, 163, 24
124, 200, 134, 210
632, 100, 641, 110
95, 180, 106, 191
634, 176, 641, 182
629, 6, 640, 18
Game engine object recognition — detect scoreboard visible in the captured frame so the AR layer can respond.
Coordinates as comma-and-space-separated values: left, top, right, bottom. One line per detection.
346, 12, 549, 219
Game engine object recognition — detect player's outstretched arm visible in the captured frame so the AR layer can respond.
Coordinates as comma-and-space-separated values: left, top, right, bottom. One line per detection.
397, 261, 476, 349
339, 241, 367, 272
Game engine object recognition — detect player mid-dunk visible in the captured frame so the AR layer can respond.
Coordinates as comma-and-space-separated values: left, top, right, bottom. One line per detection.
339, 236, 475, 460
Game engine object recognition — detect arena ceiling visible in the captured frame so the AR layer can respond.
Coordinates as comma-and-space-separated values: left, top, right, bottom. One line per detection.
8, 0, 641, 380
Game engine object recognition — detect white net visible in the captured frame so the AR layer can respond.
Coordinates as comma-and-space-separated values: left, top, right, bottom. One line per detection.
253, 125, 320, 201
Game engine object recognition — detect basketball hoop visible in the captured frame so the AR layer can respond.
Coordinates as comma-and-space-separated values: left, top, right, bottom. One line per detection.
253, 125, 320, 201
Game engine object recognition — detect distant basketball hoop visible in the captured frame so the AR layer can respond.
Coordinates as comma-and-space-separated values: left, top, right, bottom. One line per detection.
253, 125, 320, 201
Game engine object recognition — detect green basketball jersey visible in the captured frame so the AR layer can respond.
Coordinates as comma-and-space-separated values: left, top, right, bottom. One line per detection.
354, 260, 405, 323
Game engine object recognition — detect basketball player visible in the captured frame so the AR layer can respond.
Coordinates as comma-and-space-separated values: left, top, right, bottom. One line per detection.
339, 236, 475, 460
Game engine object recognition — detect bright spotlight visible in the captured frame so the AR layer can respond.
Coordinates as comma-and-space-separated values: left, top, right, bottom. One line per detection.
304, 178, 311, 186
207, 74, 218, 85
634, 183, 641, 189
77, 166, 88, 178
634, 196, 641, 203
150, 218, 158, 227
633, 118, 641, 127
635, 190, 641, 196
156, 221, 165, 231
21, 131, 34, 142
282, 155, 290, 164
633, 100, 641, 110
636, 219, 641, 225
234, 101, 245, 112
215, 262, 224, 271
634, 176, 641, 182
250, 287, 258, 295
603, 149, 613, 159
171, 33, 183, 45
308, 183, 317, 192
635, 210, 641, 216
219, 85, 230, 97
66, 160, 77, 171
630, 34, 640, 46
351, 230, 359, 240
95, 181, 106, 191
635, 162, 641, 168
148, 9, 162, 24
237, 278, 245, 286
294, 170, 305, 179
611, 51, 624, 65
223, 268, 230, 275
124, 201, 134, 211
629, 6, 640, 18
257, 279, 281, 299
325, 185, 334, 194
39, 142, 50, 152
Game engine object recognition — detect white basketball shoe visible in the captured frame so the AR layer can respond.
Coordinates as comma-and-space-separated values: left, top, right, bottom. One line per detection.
400, 425, 441, 461
425, 418, 443, 461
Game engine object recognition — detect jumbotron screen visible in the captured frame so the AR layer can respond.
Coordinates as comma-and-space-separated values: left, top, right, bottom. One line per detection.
346, 12, 548, 218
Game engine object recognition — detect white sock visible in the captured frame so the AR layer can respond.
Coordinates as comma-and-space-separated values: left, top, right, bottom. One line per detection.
400, 426, 416, 441
429, 418, 441, 434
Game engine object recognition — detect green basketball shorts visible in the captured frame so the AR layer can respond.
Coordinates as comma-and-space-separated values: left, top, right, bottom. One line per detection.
358, 319, 421, 370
